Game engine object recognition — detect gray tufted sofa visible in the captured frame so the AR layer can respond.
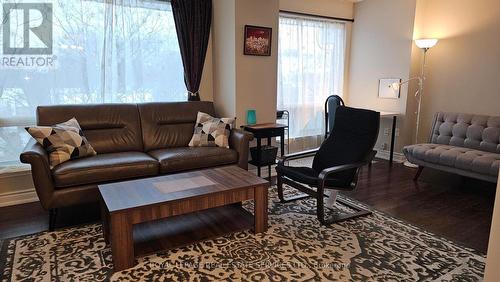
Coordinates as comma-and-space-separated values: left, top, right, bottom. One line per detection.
403, 112, 500, 183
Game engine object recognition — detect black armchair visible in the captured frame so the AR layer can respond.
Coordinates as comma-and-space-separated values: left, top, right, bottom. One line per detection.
324, 94, 345, 139
276, 106, 380, 225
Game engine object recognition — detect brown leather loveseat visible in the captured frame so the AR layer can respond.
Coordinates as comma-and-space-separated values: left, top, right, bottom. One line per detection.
20, 102, 253, 230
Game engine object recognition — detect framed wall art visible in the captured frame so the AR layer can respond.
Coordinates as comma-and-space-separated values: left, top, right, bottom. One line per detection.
244, 25, 272, 56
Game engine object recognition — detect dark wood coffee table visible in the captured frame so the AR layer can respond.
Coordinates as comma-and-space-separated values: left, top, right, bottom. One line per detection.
98, 165, 269, 272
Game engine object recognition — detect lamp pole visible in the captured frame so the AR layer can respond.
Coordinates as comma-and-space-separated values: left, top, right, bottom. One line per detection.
402, 38, 438, 168
415, 48, 428, 144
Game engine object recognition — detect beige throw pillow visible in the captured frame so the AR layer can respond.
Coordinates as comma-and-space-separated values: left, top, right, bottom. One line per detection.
25, 118, 97, 168
188, 112, 235, 148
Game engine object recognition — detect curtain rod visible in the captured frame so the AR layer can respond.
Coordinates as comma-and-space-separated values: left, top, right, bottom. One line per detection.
279, 10, 354, 22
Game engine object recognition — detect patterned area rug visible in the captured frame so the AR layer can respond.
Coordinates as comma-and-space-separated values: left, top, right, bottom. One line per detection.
0, 185, 485, 281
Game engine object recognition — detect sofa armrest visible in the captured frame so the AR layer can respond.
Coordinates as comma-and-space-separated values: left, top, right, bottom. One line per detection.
20, 139, 55, 210
229, 129, 254, 170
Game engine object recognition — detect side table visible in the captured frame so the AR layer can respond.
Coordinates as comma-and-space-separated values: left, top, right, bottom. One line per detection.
241, 123, 286, 180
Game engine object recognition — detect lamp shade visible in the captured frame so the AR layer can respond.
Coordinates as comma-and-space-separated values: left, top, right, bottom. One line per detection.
415, 38, 438, 49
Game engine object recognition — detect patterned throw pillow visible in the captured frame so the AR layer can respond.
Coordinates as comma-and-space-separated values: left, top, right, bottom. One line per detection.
25, 118, 97, 168
188, 112, 235, 148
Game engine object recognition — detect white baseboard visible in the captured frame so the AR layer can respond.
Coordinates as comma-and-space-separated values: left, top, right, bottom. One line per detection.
375, 150, 406, 163
0, 188, 39, 207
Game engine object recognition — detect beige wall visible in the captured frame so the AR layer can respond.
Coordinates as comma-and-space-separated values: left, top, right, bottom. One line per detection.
485, 173, 500, 281
412, 0, 500, 143
234, 0, 279, 125
199, 37, 214, 101
404, 0, 427, 146
212, 0, 236, 116
347, 0, 416, 153
211, 0, 279, 126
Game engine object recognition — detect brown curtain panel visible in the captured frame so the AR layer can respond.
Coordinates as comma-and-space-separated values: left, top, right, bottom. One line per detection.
171, 0, 212, 101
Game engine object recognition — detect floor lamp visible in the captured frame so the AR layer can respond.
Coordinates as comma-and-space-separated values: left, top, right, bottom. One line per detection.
393, 38, 438, 168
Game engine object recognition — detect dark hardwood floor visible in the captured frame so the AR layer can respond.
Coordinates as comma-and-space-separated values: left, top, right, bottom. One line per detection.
0, 159, 495, 253
345, 160, 495, 253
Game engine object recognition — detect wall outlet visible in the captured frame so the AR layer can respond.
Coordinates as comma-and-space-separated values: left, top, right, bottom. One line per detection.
383, 128, 390, 136
395, 128, 400, 137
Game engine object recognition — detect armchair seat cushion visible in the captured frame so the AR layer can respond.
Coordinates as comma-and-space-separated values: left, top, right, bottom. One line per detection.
403, 143, 500, 177
276, 165, 350, 188
52, 152, 159, 188
148, 147, 238, 174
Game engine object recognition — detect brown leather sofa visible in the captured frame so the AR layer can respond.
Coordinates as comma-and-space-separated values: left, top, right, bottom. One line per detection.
20, 102, 253, 230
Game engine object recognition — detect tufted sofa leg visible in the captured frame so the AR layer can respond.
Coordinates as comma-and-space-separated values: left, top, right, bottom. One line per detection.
414, 166, 424, 181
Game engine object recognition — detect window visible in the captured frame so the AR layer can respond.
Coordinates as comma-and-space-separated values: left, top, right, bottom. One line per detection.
277, 14, 346, 142
0, 0, 185, 167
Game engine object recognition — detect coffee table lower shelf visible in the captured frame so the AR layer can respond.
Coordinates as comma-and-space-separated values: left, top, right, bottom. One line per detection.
132, 204, 254, 257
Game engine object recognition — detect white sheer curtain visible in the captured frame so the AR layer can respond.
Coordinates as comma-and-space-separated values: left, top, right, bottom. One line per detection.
0, 0, 185, 167
277, 15, 346, 142
99, 0, 185, 103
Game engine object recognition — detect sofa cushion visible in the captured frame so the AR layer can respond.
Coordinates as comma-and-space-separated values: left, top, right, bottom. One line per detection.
148, 147, 237, 173
188, 112, 234, 148
138, 102, 216, 151
403, 144, 500, 177
26, 118, 97, 168
52, 152, 159, 188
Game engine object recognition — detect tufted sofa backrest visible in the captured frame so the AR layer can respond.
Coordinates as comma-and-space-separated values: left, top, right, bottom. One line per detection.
429, 112, 500, 154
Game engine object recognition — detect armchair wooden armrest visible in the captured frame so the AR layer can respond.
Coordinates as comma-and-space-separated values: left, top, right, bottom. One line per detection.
279, 148, 319, 163
318, 150, 374, 189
